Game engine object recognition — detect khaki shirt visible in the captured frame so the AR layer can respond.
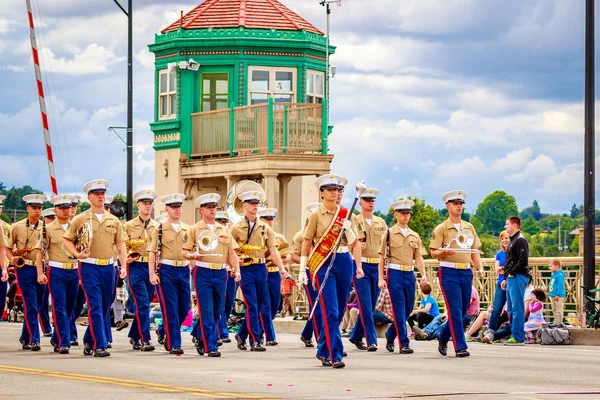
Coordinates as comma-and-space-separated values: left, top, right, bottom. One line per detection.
290, 230, 303, 256
184, 220, 238, 264
429, 218, 481, 264
303, 204, 362, 246
124, 216, 159, 258
0, 221, 11, 246
356, 214, 388, 259
147, 221, 190, 261
0, 224, 6, 248
379, 225, 427, 265
37, 220, 74, 263
230, 218, 276, 258
10, 219, 42, 262
64, 209, 125, 259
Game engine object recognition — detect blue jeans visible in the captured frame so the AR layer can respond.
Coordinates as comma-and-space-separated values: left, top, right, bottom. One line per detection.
374, 312, 392, 324
506, 274, 529, 343
423, 314, 446, 338
488, 281, 507, 334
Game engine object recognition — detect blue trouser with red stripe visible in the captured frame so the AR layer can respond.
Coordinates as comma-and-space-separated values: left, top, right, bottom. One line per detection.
156, 264, 190, 350
70, 284, 85, 341
47, 266, 79, 348
301, 269, 322, 341
259, 270, 281, 341
350, 262, 380, 345
237, 263, 267, 345
39, 284, 52, 334
315, 252, 353, 362
218, 272, 236, 339
0, 280, 7, 320
192, 266, 226, 353
438, 266, 473, 352
127, 261, 154, 342
15, 265, 44, 344
103, 264, 119, 344
385, 269, 416, 349
79, 262, 116, 350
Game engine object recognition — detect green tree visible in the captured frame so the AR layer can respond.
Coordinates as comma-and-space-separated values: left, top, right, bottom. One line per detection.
478, 233, 499, 257
475, 190, 519, 235
570, 203, 582, 218
470, 216, 484, 233
520, 200, 543, 221
78, 202, 91, 213
521, 215, 541, 235
570, 235, 580, 254
0, 214, 10, 224
544, 246, 560, 257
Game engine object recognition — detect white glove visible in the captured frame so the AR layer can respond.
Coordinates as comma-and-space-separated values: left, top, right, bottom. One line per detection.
355, 180, 367, 195
298, 256, 308, 285
343, 220, 357, 244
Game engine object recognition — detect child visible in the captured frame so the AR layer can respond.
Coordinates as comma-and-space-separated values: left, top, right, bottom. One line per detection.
524, 289, 546, 344
548, 259, 566, 324
408, 282, 440, 330
280, 276, 296, 317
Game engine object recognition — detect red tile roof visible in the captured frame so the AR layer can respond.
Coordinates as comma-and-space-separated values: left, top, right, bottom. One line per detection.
161, 0, 323, 35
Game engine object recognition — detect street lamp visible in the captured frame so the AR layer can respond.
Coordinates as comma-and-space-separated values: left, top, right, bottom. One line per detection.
320, 0, 341, 127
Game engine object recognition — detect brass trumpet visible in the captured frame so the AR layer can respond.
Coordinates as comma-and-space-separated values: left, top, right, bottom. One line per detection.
126, 238, 147, 260
13, 248, 36, 268
235, 243, 264, 266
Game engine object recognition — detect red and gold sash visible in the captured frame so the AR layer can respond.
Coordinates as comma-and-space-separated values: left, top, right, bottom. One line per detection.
308, 206, 350, 278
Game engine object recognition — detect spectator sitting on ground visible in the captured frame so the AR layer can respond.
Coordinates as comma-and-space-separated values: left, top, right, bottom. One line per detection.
340, 290, 358, 336
524, 289, 546, 344
407, 282, 440, 331
373, 288, 393, 325
465, 305, 492, 341
483, 284, 534, 343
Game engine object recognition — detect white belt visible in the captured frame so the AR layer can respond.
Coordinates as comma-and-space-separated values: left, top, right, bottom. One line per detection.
196, 261, 226, 270
48, 261, 79, 270
387, 263, 414, 272
161, 259, 188, 267
22, 260, 36, 266
82, 257, 114, 266
337, 246, 349, 254
440, 261, 470, 270
361, 257, 378, 264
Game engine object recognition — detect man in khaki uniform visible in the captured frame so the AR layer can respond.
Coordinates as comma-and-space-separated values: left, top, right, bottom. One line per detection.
429, 190, 484, 358
0, 195, 10, 323
147, 193, 190, 355
9, 194, 47, 351
349, 188, 388, 352
184, 193, 240, 357
124, 189, 159, 352
216, 210, 236, 343
64, 179, 127, 358
231, 190, 286, 352
36, 194, 79, 354
377, 199, 427, 354
68, 193, 85, 346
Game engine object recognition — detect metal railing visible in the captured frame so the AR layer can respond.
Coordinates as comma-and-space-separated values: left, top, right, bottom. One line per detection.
232, 104, 269, 154
191, 109, 230, 157
273, 103, 322, 153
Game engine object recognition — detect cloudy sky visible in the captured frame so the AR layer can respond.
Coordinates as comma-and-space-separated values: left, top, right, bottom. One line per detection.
0, 0, 596, 214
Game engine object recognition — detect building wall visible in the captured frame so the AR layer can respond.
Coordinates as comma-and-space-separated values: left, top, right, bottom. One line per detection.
154, 148, 182, 217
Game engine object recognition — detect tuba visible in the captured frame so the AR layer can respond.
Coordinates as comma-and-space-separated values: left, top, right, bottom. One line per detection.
225, 180, 267, 225
13, 248, 36, 268
197, 229, 218, 252
126, 238, 147, 260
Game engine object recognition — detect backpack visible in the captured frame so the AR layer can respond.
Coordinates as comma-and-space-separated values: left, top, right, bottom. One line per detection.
537, 323, 572, 345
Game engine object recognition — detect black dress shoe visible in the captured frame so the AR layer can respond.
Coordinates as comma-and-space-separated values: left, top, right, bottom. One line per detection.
83, 344, 93, 356
169, 346, 184, 355
349, 339, 367, 350
191, 336, 197, 345
250, 342, 266, 352
19, 340, 31, 350
400, 346, 414, 354
438, 341, 448, 357
207, 350, 221, 357
385, 339, 395, 353
343, 351, 348, 357
30, 342, 41, 352
195, 341, 205, 356
235, 334, 247, 351
217, 339, 223, 347
94, 348, 110, 357
50, 339, 59, 353
366, 344, 378, 352
221, 337, 232, 343
70, 339, 79, 346
317, 355, 332, 367
164, 341, 169, 352
130, 338, 142, 351
300, 336, 314, 347
141, 341, 155, 352
332, 359, 345, 369
455, 349, 470, 358
156, 331, 165, 345
58, 346, 70, 354
107, 342, 113, 349
265, 340, 278, 346
43, 332, 52, 337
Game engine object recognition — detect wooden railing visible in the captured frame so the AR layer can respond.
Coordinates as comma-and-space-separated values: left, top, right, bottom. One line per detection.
190, 99, 326, 158
291, 257, 600, 320
191, 109, 230, 157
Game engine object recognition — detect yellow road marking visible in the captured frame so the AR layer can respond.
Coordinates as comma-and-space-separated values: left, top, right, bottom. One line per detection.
0, 365, 266, 399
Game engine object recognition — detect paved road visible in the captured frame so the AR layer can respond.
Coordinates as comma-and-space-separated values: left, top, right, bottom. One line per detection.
1, 322, 599, 399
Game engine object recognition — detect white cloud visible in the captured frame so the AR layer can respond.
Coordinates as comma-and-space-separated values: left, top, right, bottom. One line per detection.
489, 147, 533, 172
38, 44, 125, 75
0, 19, 16, 34
507, 154, 556, 182
436, 157, 486, 178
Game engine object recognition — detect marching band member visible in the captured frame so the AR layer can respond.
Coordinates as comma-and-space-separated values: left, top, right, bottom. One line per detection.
215, 210, 235, 343
430, 190, 484, 358
0, 196, 9, 317
291, 202, 320, 348
64, 180, 127, 357
8, 194, 47, 351
36, 194, 79, 354
300, 174, 363, 368
377, 199, 426, 354
124, 189, 159, 351
102, 194, 118, 348
184, 193, 240, 357
39, 207, 55, 337
257, 207, 288, 346
68, 194, 84, 346
231, 191, 287, 352
349, 188, 387, 352
148, 193, 190, 355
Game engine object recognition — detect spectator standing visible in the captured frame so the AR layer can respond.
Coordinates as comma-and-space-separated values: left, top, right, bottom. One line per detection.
280, 276, 296, 317
548, 259, 566, 324
483, 231, 510, 343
